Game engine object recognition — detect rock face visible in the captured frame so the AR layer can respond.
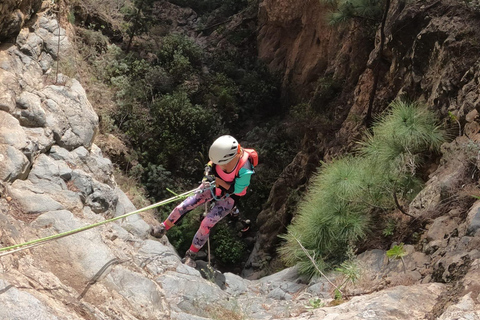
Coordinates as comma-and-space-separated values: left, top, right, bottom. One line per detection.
247, 0, 480, 283
257, 0, 372, 101
1, 2, 480, 320
0, 0, 42, 43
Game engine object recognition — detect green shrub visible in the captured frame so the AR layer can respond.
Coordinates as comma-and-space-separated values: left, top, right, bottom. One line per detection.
359, 100, 445, 199
148, 90, 222, 170
166, 208, 204, 254
208, 48, 282, 119
144, 66, 173, 95
141, 163, 175, 200
386, 243, 407, 260
76, 28, 109, 53
156, 34, 203, 79
327, 0, 384, 25
168, 0, 248, 16
279, 156, 371, 277
236, 66, 281, 119
279, 100, 445, 278
212, 224, 246, 265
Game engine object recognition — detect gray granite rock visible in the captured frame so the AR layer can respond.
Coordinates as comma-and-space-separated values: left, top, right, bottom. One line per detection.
0, 279, 60, 320
114, 187, 150, 238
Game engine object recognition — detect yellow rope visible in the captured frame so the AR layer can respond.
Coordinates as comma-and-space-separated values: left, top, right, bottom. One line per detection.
0, 188, 197, 257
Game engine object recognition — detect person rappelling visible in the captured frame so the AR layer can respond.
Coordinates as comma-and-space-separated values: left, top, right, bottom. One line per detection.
150, 135, 258, 267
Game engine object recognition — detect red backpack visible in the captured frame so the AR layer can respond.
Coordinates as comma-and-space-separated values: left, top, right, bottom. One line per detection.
243, 148, 258, 167
234, 148, 258, 176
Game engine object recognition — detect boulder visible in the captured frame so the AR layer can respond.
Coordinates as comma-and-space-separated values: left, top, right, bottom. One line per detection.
35, 16, 71, 60
23, 127, 55, 156
0, 0, 42, 42
155, 270, 229, 316
306, 283, 445, 320
0, 69, 18, 113
70, 169, 117, 214
14, 90, 46, 127
467, 201, 480, 235
0, 110, 28, 148
9, 180, 63, 214
42, 80, 98, 150
224, 272, 249, 296
103, 267, 165, 319
136, 239, 181, 275
0, 144, 29, 182
114, 188, 150, 238
437, 292, 480, 320
0, 279, 61, 320
32, 210, 116, 282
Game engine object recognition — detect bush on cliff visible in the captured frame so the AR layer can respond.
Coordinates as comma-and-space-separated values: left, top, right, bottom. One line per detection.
279, 100, 445, 278
326, 0, 384, 26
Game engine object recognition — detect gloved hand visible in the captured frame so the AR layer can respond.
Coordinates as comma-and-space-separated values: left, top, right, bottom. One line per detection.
202, 174, 215, 184
202, 162, 214, 187
204, 162, 212, 175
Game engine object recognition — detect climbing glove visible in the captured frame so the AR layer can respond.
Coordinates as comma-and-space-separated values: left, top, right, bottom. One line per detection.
204, 162, 212, 175
202, 175, 215, 183
202, 162, 215, 186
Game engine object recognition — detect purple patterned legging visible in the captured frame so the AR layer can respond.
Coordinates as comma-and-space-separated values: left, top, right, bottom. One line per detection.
164, 185, 235, 252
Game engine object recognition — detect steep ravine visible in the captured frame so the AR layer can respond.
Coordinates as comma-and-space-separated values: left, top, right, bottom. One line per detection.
0, 1, 480, 320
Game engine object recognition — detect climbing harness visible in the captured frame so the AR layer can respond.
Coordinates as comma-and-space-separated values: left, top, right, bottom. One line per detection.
210, 187, 230, 201
0, 187, 198, 257
195, 178, 228, 201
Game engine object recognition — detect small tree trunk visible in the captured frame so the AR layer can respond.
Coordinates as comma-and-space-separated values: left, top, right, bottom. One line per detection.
126, 0, 145, 54
393, 188, 415, 218
365, 0, 391, 127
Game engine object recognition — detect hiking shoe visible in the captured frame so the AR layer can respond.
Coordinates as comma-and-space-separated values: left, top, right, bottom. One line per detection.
183, 249, 197, 268
150, 223, 166, 238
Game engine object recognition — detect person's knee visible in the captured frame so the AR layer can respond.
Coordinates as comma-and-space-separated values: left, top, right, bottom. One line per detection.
199, 221, 209, 234
199, 219, 215, 234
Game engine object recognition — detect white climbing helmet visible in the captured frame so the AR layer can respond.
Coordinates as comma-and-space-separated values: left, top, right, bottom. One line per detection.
209, 135, 239, 164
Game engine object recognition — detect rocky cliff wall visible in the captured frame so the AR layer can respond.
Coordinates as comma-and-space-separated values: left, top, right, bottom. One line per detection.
246, 0, 480, 283
0, 0, 42, 43
257, 0, 373, 102
243, 1, 375, 278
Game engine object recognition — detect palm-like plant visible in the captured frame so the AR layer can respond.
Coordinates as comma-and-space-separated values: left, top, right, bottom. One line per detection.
279, 100, 445, 278
279, 157, 371, 278
360, 100, 445, 198
362, 100, 445, 157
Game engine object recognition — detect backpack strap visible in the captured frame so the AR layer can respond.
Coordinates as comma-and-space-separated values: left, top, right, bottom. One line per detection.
243, 148, 258, 167
234, 149, 256, 177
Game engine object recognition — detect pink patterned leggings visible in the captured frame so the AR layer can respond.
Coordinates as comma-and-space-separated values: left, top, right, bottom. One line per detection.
163, 185, 235, 253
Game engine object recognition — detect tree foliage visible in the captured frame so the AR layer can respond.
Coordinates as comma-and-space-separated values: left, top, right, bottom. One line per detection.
279, 100, 445, 278
96, 25, 285, 211
169, 0, 249, 16
325, 0, 384, 25
74, 0, 290, 264
212, 224, 246, 265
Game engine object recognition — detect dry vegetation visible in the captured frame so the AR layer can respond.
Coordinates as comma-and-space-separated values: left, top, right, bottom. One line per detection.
204, 302, 247, 320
